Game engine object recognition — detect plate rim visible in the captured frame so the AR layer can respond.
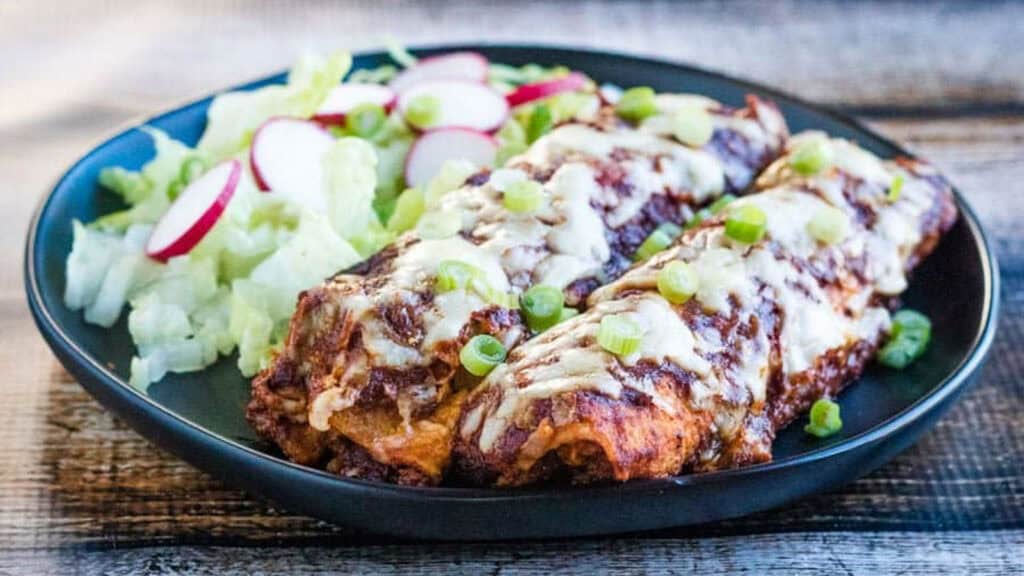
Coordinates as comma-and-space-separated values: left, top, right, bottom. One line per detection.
24, 43, 1001, 503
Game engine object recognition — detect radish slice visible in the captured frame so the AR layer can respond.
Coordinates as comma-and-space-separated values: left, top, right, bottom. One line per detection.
389, 51, 489, 93
146, 160, 241, 262
250, 117, 334, 210
312, 83, 397, 126
505, 72, 589, 107
398, 80, 509, 133
405, 128, 498, 188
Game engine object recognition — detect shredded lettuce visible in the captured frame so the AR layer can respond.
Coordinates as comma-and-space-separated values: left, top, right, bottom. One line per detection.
495, 119, 528, 166
348, 65, 397, 84
197, 51, 352, 162
65, 221, 122, 310
70, 48, 592, 389
384, 37, 418, 68
93, 128, 200, 233
248, 212, 361, 321
424, 159, 478, 206
488, 63, 571, 93
322, 137, 378, 239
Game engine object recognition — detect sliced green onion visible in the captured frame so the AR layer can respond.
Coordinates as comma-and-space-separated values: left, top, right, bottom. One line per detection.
387, 187, 425, 233
708, 194, 737, 215
725, 204, 767, 244
404, 94, 441, 130
657, 261, 699, 305
416, 209, 462, 239
672, 105, 714, 147
526, 103, 553, 144
521, 285, 565, 333
887, 174, 905, 202
346, 103, 387, 138
634, 222, 682, 261
435, 260, 481, 293
558, 307, 580, 323
460, 335, 506, 377
685, 194, 736, 230
504, 179, 544, 213
597, 314, 643, 357
807, 205, 850, 245
790, 140, 832, 176
878, 309, 932, 369
615, 86, 658, 123
804, 398, 842, 438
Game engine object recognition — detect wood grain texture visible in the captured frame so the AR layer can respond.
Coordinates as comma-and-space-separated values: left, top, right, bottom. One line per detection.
1, 0, 1023, 573
3, 531, 1023, 575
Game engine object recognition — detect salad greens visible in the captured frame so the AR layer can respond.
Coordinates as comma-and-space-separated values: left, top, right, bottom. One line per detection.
63, 47, 596, 388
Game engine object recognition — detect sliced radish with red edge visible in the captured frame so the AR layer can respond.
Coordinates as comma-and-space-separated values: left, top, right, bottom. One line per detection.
389, 51, 488, 93
312, 83, 397, 126
146, 160, 241, 262
250, 117, 334, 211
398, 80, 509, 133
505, 72, 589, 107
404, 128, 498, 188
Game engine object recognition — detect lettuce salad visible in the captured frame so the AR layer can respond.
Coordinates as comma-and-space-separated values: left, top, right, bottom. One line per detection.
64, 48, 600, 389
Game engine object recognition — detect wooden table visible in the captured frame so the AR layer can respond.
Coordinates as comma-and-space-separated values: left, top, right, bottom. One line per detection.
2, 1, 1022, 573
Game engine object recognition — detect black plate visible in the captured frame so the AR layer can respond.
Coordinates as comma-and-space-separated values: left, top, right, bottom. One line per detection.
25, 45, 999, 540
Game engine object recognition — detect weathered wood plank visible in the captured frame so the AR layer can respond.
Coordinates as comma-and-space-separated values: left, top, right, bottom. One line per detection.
3, 531, 1021, 575
1, 0, 1022, 131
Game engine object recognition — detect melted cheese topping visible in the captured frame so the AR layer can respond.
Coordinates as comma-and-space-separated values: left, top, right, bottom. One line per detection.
466, 134, 942, 453
306, 98, 789, 430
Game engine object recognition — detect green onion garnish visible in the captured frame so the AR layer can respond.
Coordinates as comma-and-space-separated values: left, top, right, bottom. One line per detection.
460, 334, 507, 377
887, 174, 905, 202
804, 398, 842, 438
346, 103, 387, 138
685, 194, 736, 230
725, 204, 767, 244
387, 187, 425, 233
672, 105, 714, 147
634, 222, 683, 261
877, 309, 932, 369
416, 209, 462, 239
806, 205, 850, 246
790, 140, 832, 176
597, 314, 643, 357
657, 261, 699, 305
615, 86, 658, 123
526, 103, 553, 144
708, 194, 737, 215
435, 260, 481, 293
504, 180, 544, 213
404, 94, 441, 130
521, 285, 565, 333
